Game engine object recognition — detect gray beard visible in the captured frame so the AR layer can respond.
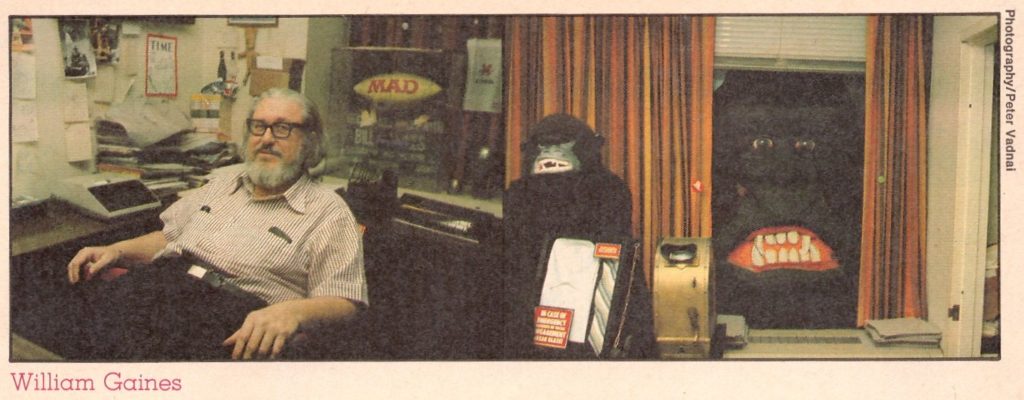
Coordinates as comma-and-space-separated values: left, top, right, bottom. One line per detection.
246, 157, 304, 191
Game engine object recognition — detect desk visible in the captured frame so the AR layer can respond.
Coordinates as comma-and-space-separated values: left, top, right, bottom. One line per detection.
11, 334, 63, 361
10, 200, 165, 361
10, 181, 503, 361
176, 174, 504, 218
12, 200, 163, 257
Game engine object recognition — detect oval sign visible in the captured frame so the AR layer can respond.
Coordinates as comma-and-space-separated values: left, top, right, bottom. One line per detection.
353, 73, 442, 104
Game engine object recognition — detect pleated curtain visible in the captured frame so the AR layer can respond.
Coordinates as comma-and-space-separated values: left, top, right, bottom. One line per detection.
858, 15, 932, 326
504, 16, 716, 281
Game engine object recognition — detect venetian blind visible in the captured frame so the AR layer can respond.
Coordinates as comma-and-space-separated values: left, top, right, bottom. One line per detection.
715, 16, 867, 73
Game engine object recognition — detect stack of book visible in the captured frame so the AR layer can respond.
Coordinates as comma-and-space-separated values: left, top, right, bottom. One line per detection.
864, 317, 941, 347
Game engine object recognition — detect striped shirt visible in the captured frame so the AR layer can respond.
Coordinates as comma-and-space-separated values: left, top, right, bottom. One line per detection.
158, 164, 368, 306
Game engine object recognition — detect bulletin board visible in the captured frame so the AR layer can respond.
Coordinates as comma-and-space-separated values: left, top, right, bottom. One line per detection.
145, 34, 177, 97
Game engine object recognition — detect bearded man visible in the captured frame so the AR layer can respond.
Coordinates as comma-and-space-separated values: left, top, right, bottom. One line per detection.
66, 88, 367, 360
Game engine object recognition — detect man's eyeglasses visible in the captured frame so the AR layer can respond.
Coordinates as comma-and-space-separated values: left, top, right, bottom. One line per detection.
246, 119, 306, 139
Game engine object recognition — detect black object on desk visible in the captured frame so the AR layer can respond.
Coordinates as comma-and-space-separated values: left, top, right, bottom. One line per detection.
377, 196, 503, 360
345, 188, 503, 359
11, 196, 47, 223
10, 199, 164, 359
50, 174, 162, 220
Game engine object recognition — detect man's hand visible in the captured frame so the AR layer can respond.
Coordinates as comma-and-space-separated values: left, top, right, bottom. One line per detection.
223, 303, 302, 360
66, 231, 167, 283
67, 246, 121, 283
222, 297, 358, 360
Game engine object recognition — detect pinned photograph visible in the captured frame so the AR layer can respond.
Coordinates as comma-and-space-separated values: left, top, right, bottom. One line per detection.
90, 18, 121, 64
11, 17, 34, 53
59, 18, 97, 79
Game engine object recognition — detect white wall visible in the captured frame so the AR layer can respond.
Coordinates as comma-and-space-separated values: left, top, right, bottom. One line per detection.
12, 18, 87, 200
303, 17, 349, 131
11, 17, 316, 200
225, 18, 311, 145
304, 17, 351, 172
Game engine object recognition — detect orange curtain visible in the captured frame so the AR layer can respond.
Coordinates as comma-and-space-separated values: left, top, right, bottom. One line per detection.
858, 15, 932, 326
505, 16, 715, 281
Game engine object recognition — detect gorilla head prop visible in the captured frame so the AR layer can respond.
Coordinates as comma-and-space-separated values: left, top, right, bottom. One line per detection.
520, 113, 605, 177
712, 71, 864, 328
503, 114, 646, 358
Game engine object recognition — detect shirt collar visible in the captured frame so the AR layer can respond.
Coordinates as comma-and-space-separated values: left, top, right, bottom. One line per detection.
233, 170, 312, 214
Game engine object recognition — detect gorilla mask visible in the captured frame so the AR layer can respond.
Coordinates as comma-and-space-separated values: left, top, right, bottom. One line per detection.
521, 114, 604, 177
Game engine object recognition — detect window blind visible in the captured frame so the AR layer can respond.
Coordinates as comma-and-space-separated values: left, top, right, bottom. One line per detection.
715, 16, 867, 73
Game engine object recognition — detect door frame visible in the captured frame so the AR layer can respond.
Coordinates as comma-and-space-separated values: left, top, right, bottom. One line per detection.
944, 17, 998, 357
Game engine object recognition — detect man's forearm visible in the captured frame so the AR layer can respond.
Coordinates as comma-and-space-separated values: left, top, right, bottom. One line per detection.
110, 231, 168, 265
283, 297, 360, 330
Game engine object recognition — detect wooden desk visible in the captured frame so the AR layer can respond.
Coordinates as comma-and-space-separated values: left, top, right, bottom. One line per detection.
11, 200, 163, 257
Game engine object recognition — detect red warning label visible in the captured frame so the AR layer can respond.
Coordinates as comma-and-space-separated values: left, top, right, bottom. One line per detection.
533, 306, 573, 349
594, 243, 622, 259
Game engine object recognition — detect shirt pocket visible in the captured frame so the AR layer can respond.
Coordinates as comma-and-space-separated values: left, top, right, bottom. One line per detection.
214, 224, 303, 276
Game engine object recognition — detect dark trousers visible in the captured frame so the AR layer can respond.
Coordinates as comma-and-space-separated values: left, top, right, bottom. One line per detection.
67, 259, 267, 361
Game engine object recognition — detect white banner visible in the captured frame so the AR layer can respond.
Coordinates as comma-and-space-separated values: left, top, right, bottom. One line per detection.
462, 38, 502, 113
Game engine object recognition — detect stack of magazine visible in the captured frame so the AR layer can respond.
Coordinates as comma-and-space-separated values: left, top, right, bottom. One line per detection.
865, 317, 941, 347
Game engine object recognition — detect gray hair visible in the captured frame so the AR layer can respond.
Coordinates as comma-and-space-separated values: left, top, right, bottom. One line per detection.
246, 88, 325, 173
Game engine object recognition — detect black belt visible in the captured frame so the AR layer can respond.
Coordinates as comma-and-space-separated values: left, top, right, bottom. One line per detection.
156, 253, 254, 301
184, 264, 251, 300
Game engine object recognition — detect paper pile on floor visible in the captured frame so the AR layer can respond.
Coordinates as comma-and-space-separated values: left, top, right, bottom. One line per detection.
865, 317, 941, 347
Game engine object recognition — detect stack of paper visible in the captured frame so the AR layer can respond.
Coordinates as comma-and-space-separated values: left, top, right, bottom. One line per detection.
144, 177, 191, 198
717, 314, 749, 348
865, 317, 941, 347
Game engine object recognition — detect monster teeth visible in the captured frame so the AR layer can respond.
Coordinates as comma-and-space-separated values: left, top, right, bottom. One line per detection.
534, 159, 571, 173
809, 245, 822, 262
747, 230, 828, 266
799, 235, 812, 262
753, 236, 766, 267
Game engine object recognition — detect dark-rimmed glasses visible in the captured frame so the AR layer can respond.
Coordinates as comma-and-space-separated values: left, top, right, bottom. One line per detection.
246, 119, 306, 139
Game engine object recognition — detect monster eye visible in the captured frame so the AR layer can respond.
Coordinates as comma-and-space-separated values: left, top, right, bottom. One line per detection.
752, 137, 774, 151
794, 139, 816, 153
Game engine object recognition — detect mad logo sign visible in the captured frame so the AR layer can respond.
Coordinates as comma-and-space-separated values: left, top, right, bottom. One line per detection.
353, 73, 442, 104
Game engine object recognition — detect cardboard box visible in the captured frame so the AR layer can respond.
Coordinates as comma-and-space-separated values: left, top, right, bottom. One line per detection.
250, 57, 305, 96
190, 93, 221, 133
